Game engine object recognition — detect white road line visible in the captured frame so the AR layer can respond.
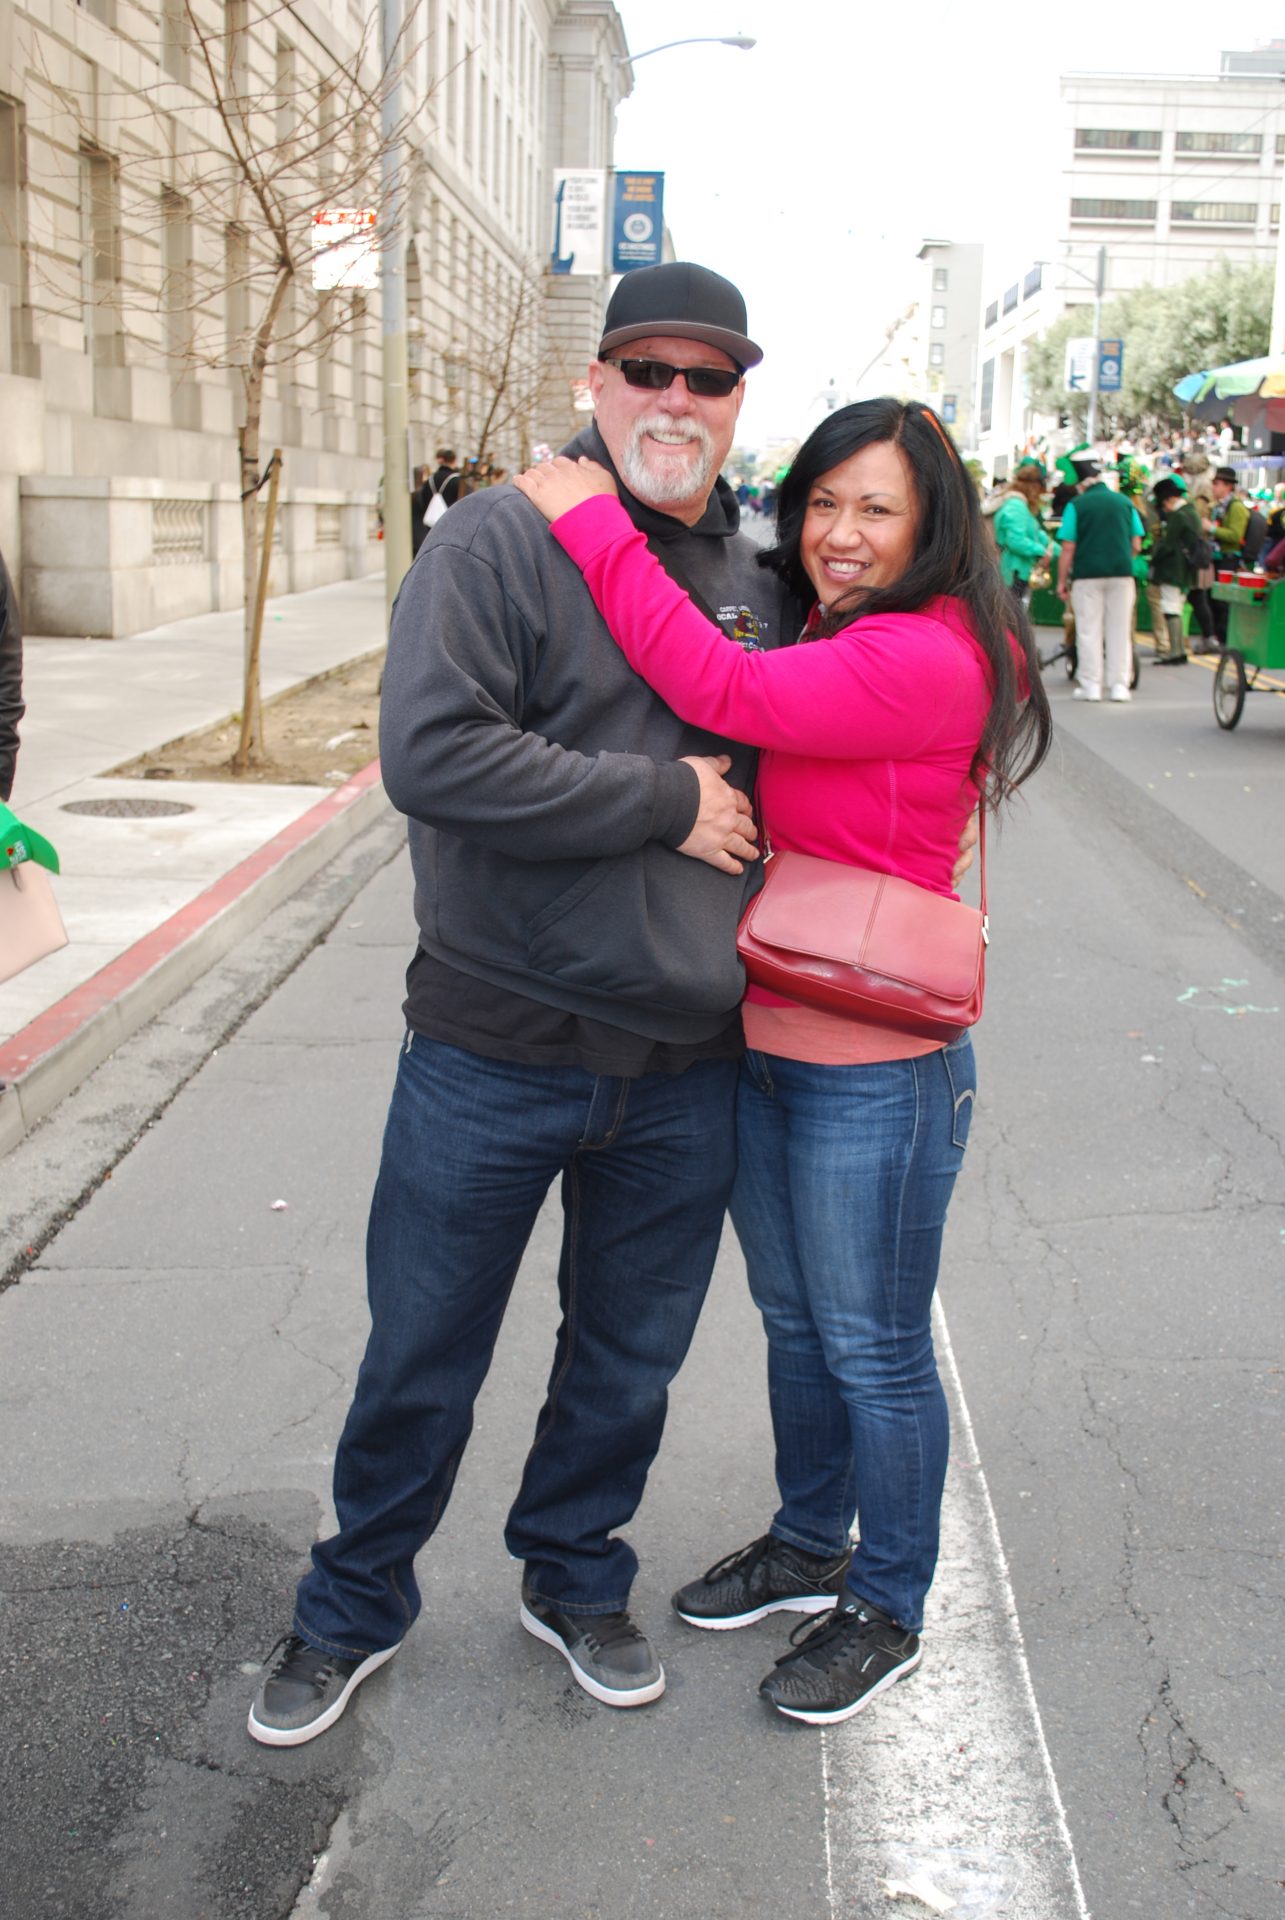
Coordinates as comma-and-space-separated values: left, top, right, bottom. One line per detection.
822, 1300, 1093, 1920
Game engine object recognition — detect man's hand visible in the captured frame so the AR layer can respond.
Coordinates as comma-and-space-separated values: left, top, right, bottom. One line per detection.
676, 754, 759, 875
952, 810, 979, 890
513, 456, 618, 524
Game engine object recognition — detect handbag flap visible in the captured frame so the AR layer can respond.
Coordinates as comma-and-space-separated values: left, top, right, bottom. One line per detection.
745, 852, 983, 998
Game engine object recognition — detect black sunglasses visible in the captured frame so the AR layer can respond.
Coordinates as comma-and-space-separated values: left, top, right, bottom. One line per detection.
604, 356, 741, 398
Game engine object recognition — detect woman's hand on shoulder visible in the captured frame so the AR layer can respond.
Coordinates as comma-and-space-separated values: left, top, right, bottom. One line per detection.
513, 456, 618, 524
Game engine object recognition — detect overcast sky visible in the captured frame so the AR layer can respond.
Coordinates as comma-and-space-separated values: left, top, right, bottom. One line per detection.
610, 0, 1249, 449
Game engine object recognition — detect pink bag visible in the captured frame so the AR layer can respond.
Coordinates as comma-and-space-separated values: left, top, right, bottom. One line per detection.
0, 859, 68, 985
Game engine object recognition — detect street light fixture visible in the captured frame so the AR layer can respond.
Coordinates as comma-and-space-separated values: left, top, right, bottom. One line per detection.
1036, 246, 1107, 444
615, 35, 755, 67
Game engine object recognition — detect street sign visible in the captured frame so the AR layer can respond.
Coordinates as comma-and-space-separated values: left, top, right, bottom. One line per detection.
1064, 337, 1095, 392
311, 208, 378, 291
550, 170, 607, 277
611, 172, 664, 274
1065, 336, 1124, 394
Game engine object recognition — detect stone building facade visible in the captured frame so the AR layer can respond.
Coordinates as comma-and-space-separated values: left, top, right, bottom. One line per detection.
0, 0, 630, 633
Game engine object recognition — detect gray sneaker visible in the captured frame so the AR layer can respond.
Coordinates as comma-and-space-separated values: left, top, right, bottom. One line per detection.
247, 1633, 399, 1747
672, 1533, 851, 1629
520, 1590, 665, 1707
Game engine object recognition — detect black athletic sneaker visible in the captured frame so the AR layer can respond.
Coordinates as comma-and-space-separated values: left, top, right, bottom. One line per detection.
758, 1596, 921, 1725
672, 1534, 851, 1630
520, 1590, 665, 1707
247, 1633, 399, 1747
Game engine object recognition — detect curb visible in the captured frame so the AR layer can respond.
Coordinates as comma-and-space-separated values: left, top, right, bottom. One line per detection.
0, 761, 391, 1157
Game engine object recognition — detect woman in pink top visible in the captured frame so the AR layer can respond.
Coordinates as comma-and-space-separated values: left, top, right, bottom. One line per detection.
516, 398, 1050, 1726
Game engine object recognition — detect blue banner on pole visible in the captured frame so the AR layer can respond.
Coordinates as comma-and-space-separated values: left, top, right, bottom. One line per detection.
611, 172, 664, 274
1097, 338, 1124, 393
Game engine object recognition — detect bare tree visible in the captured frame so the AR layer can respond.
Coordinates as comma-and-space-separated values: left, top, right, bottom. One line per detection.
29, 0, 427, 766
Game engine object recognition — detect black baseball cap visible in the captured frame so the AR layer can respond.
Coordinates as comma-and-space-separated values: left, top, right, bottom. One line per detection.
598, 262, 762, 371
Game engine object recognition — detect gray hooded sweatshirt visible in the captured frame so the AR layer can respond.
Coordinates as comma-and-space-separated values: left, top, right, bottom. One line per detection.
380, 426, 796, 1044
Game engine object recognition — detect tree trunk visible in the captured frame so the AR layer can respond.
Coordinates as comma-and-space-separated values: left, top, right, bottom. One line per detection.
233, 265, 290, 771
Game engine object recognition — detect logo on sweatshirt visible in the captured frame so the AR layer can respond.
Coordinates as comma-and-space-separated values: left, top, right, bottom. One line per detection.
719, 605, 765, 652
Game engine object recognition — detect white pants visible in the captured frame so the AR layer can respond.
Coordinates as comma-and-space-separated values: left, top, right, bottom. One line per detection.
1071, 577, 1135, 694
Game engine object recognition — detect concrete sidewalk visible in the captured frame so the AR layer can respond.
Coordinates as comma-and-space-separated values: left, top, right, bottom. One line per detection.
0, 573, 394, 1153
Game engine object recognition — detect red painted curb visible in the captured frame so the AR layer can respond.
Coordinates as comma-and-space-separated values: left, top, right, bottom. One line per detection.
0, 759, 385, 1083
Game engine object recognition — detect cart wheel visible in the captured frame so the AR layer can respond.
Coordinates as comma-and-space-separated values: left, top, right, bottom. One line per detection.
1213, 649, 1246, 730
1129, 643, 1140, 691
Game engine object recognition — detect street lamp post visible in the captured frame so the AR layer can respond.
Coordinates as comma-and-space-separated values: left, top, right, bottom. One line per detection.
379, 0, 411, 622
1048, 246, 1107, 445
614, 35, 755, 67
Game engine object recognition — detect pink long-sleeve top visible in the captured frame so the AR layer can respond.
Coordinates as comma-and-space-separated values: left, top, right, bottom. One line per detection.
552, 495, 993, 1063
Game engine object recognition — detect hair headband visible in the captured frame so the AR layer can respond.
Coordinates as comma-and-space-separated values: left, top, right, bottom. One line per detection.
919, 407, 955, 458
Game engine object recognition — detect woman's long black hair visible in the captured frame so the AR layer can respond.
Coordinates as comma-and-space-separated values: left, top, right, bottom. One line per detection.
760, 398, 1052, 807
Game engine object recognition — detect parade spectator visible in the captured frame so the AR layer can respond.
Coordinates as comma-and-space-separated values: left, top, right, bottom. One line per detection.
1178, 449, 1218, 650
0, 547, 23, 802
1149, 477, 1203, 666
992, 466, 1053, 606
515, 397, 1050, 1726
1210, 466, 1250, 645
1056, 461, 1143, 702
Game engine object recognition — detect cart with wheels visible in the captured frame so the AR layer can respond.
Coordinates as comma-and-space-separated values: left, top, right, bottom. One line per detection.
1209, 572, 1285, 729
1029, 587, 1144, 702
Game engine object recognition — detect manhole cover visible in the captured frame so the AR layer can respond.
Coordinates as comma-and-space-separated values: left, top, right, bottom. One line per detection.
61, 797, 195, 818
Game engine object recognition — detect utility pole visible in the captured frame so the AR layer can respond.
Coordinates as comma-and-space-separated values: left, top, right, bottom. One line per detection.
379, 0, 411, 622
1086, 245, 1106, 447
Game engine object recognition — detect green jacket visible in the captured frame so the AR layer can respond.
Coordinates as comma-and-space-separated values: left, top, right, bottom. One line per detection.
993, 495, 1051, 583
1214, 495, 1249, 561
1151, 502, 1201, 589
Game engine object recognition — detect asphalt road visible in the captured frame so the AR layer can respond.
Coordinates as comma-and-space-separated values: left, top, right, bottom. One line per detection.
0, 636, 1280, 1919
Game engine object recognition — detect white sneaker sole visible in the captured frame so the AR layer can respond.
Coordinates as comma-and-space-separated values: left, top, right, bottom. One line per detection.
675, 1592, 836, 1630
247, 1642, 399, 1748
520, 1604, 665, 1708
766, 1644, 923, 1725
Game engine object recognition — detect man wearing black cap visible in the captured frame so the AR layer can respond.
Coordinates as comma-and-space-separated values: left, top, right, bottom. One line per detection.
250, 265, 798, 1747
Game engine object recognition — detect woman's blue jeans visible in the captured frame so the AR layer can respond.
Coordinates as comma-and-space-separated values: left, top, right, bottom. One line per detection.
294, 1034, 739, 1657
730, 1037, 976, 1633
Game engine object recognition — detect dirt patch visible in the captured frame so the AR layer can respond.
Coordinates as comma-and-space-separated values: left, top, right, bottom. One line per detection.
110, 649, 384, 787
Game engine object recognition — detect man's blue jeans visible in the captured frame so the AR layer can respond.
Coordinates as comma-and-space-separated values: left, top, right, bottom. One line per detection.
294, 1034, 739, 1657
729, 1038, 976, 1633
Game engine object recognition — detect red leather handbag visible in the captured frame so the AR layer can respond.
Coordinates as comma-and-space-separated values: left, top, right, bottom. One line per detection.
735, 816, 988, 1043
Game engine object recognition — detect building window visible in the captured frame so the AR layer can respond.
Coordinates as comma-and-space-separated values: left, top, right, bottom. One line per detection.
1171, 201, 1256, 224
1070, 198, 1157, 222
1074, 128, 1161, 151
1278, 135, 1285, 158
161, 187, 193, 366
1175, 130, 1262, 155
80, 148, 122, 362
0, 96, 25, 314
931, 305, 946, 329
980, 357, 994, 435
1273, 203, 1281, 228
932, 267, 948, 291
928, 342, 945, 368
1002, 282, 1018, 314
984, 299, 998, 328
161, 0, 190, 84
1023, 264, 1042, 299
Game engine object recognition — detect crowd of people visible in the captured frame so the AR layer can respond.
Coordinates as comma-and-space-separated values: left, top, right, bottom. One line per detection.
978, 433, 1285, 697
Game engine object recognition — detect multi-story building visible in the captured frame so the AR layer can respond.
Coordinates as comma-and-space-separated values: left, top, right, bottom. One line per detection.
857, 239, 982, 445
0, 0, 630, 634
975, 44, 1285, 476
